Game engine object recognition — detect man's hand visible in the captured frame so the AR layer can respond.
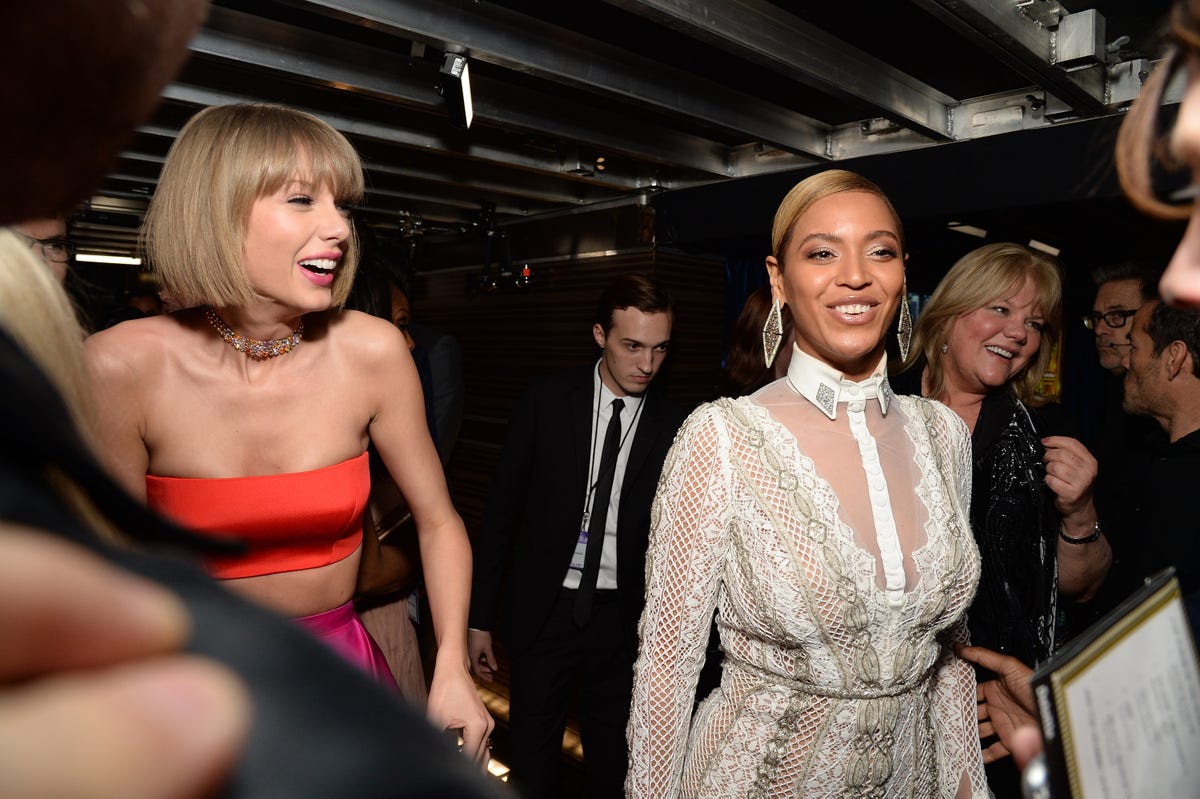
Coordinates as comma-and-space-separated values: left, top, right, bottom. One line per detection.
958, 645, 1037, 764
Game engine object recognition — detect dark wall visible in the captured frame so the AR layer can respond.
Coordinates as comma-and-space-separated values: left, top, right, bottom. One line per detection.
411, 214, 723, 536
652, 111, 1184, 295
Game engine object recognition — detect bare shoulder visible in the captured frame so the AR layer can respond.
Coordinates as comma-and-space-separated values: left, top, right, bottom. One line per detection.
86, 314, 189, 374
323, 309, 410, 365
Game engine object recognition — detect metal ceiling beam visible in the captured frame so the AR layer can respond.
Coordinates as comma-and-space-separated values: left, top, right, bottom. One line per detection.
602, 0, 954, 140
115, 145, 614, 211
196, 7, 733, 177
157, 82, 651, 195
909, 0, 1107, 116
276, 0, 830, 158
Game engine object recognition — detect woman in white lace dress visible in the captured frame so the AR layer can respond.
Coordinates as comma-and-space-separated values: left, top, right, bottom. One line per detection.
627, 169, 987, 798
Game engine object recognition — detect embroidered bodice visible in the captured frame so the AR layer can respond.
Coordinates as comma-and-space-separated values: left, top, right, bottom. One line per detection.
627, 350, 986, 798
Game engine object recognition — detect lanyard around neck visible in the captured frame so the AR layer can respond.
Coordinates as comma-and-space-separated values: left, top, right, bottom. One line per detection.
583, 370, 644, 517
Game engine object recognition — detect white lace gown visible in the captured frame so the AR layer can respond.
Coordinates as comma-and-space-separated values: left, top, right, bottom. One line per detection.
627, 350, 987, 798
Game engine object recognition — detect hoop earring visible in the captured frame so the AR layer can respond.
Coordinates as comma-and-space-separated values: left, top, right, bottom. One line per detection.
897, 278, 913, 362
763, 298, 783, 367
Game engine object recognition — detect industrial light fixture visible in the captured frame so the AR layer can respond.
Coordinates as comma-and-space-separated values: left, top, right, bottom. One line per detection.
76, 253, 143, 265
946, 221, 988, 239
1028, 239, 1061, 256
439, 53, 473, 130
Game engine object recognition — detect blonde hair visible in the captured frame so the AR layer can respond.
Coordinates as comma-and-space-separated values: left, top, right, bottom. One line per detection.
770, 169, 905, 264
0, 231, 131, 544
143, 103, 365, 308
907, 242, 1062, 405
1116, 0, 1200, 220
0, 230, 94, 442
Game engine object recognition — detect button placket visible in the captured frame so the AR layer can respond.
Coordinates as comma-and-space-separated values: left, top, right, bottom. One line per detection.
846, 403, 906, 609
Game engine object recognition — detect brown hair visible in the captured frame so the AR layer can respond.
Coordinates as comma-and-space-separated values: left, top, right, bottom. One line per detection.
593, 272, 674, 334
143, 103, 364, 308
1116, 0, 1200, 220
906, 242, 1062, 405
720, 285, 793, 396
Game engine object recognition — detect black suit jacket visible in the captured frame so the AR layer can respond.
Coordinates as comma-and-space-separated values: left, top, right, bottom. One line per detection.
469, 364, 685, 657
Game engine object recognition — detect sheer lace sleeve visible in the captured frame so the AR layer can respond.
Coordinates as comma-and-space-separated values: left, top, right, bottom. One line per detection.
627, 404, 731, 798
931, 618, 989, 798
925, 399, 987, 797
946, 403, 973, 522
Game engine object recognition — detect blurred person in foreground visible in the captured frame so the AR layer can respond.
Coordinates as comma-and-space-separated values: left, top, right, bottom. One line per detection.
0, 2, 501, 797
1119, 0, 1200, 311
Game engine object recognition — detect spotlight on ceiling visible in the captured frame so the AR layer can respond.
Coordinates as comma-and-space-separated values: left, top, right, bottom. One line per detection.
439, 53, 473, 130
946, 221, 988, 239
1028, 239, 1061, 256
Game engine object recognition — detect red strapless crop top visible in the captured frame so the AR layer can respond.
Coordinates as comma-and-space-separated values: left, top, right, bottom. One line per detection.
146, 452, 369, 579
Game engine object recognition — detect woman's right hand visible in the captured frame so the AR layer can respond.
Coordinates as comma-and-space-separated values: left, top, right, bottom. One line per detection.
426, 650, 495, 765
1041, 435, 1098, 525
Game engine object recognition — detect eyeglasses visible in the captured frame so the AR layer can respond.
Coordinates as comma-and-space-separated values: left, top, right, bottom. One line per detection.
1082, 309, 1137, 330
14, 231, 76, 264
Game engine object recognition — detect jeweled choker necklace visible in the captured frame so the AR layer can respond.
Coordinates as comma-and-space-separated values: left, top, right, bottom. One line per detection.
203, 306, 304, 360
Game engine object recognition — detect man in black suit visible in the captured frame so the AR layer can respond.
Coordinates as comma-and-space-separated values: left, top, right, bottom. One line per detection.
1117, 299, 1200, 631
468, 273, 686, 798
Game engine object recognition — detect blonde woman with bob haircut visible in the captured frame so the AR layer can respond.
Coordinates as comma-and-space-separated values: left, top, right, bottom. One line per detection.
628, 169, 987, 797
86, 103, 493, 762
895, 242, 1110, 793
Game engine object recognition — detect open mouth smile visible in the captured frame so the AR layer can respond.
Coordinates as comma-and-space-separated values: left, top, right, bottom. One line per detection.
299, 257, 338, 276
984, 344, 1015, 360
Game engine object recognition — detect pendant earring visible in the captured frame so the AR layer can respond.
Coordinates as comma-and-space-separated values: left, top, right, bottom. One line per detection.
897, 278, 913, 362
763, 297, 783, 367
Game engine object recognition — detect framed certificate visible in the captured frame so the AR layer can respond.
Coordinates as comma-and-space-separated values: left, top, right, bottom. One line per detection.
1031, 569, 1200, 798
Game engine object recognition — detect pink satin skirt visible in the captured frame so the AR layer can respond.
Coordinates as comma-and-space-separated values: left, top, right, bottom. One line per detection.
294, 600, 398, 689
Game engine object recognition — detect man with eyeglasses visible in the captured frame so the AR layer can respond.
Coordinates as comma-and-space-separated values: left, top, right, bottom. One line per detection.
13, 216, 74, 283
1078, 263, 1167, 624
1085, 264, 1159, 374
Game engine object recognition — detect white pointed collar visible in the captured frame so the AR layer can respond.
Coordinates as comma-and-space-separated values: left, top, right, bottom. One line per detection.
784, 346, 893, 421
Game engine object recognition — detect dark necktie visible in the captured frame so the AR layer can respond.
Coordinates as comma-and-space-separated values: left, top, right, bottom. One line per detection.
574, 397, 624, 627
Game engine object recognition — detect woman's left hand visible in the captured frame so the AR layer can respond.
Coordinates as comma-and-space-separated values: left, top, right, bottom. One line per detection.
426, 654, 495, 765
1041, 435, 1098, 521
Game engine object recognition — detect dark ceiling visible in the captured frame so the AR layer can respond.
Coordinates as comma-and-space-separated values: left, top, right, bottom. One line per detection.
73, 0, 1180, 279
